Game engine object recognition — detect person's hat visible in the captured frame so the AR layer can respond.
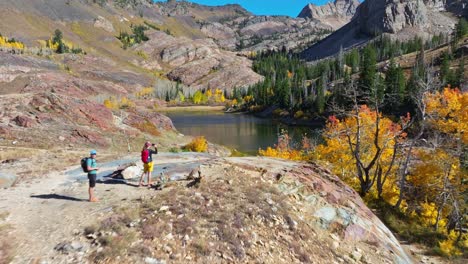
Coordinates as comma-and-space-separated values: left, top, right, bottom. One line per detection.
90, 150, 97, 155
145, 141, 151, 147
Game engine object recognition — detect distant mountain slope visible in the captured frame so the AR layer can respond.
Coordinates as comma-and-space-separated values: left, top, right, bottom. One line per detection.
298, 0, 360, 30
153, 0, 335, 52
301, 0, 459, 61
0, 0, 335, 89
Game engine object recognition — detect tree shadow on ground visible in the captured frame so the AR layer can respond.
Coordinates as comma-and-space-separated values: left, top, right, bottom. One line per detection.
30, 194, 86, 202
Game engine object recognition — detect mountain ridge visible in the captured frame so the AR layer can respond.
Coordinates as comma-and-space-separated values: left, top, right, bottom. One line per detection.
298, 0, 360, 30
301, 0, 460, 60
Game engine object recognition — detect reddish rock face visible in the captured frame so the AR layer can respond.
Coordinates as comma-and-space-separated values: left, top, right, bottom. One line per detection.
124, 110, 175, 132
71, 129, 109, 147
13, 115, 36, 128
0, 51, 176, 150
75, 102, 114, 131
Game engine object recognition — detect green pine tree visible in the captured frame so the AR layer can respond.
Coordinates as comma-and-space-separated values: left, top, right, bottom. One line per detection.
359, 46, 377, 93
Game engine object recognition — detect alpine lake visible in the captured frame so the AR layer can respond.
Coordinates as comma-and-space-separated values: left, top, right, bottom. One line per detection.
162, 108, 324, 154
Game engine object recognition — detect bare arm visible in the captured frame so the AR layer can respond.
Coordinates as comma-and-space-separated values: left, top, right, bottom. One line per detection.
87, 166, 99, 171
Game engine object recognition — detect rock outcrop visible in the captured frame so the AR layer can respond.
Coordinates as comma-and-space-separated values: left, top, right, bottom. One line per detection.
302, 0, 459, 60
354, 0, 455, 36
93, 16, 114, 33
298, 0, 360, 30
68, 155, 413, 263
225, 157, 412, 263
135, 31, 263, 92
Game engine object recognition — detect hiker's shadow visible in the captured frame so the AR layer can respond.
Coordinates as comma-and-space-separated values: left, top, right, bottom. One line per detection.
30, 194, 86, 202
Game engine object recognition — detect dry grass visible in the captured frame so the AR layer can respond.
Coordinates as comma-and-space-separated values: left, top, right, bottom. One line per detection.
133, 120, 161, 136
87, 207, 142, 263
88, 166, 327, 263
0, 147, 38, 162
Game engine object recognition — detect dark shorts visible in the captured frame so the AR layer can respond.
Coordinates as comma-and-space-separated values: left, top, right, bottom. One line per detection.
88, 173, 97, 188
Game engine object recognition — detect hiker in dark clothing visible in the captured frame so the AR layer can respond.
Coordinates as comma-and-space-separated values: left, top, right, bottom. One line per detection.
139, 141, 158, 187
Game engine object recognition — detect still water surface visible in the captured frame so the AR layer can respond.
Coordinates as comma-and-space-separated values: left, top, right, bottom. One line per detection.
163, 110, 323, 153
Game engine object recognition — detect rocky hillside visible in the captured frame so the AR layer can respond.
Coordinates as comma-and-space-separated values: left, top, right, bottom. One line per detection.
302, 0, 460, 60
0, 51, 175, 151
298, 0, 360, 30
0, 152, 414, 263
135, 31, 263, 92
0, 0, 337, 93
0, 0, 266, 91
153, 0, 335, 52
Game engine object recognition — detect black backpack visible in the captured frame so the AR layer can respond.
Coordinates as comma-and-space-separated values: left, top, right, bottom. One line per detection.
81, 157, 89, 173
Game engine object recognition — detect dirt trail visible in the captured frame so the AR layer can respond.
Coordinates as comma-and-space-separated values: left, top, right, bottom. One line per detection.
0, 152, 216, 264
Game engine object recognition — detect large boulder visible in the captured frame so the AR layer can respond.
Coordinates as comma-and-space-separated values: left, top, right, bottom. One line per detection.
226, 157, 413, 264
121, 164, 143, 180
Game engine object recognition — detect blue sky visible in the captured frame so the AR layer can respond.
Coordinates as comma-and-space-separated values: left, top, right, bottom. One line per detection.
154, 0, 332, 17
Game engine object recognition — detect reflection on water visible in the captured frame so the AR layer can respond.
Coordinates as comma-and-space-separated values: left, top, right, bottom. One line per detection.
163, 110, 323, 153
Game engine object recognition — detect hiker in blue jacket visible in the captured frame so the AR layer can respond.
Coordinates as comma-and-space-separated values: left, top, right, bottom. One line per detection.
87, 150, 99, 202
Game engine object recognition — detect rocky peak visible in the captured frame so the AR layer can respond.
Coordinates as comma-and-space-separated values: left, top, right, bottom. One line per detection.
301, 0, 458, 60
298, 0, 360, 29
355, 0, 455, 35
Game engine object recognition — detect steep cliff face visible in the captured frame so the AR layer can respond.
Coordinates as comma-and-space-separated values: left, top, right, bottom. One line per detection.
356, 0, 455, 35
298, 0, 360, 29
302, 0, 459, 60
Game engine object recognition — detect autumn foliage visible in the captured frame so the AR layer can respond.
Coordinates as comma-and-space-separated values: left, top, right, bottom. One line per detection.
191, 89, 226, 105
184, 136, 208, 152
425, 87, 468, 144
258, 130, 313, 161
103, 96, 136, 110
258, 87, 467, 256
315, 105, 407, 200
0, 34, 25, 50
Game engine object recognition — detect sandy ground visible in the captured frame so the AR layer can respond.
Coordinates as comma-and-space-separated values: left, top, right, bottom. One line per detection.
0, 152, 217, 264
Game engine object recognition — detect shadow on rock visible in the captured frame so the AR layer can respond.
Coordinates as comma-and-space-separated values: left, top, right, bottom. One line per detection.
30, 194, 86, 202
97, 178, 137, 187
